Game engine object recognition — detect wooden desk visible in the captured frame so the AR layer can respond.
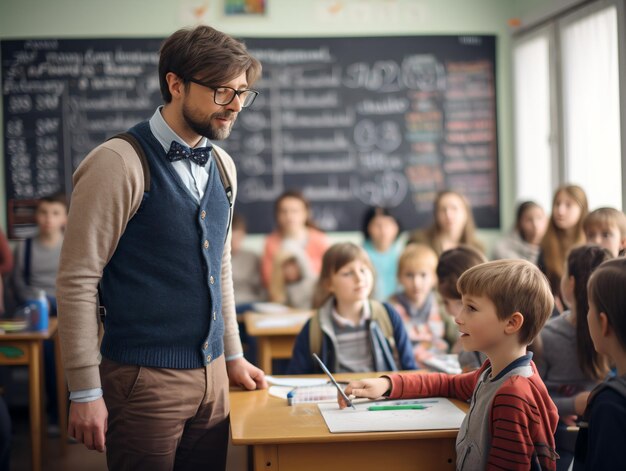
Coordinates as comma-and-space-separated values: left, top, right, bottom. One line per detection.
230, 372, 468, 471
0, 317, 68, 471
243, 311, 312, 374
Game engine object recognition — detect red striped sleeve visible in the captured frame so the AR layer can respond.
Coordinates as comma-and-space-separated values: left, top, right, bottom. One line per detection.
387, 361, 487, 401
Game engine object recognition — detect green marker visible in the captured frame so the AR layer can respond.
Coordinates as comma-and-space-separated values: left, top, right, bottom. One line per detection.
368, 404, 427, 411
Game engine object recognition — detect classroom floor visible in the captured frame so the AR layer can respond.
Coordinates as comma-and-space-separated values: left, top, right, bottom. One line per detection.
8, 406, 248, 471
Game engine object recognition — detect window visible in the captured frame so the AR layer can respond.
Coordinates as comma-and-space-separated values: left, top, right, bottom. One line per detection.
561, 5, 621, 209
513, 32, 553, 212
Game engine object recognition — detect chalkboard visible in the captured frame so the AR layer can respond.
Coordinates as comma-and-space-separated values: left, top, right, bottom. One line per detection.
2, 35, 499, 237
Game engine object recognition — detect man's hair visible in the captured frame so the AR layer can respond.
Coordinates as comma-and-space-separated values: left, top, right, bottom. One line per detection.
37, 192, 67, 210
397, 243, 438, 277
457, 259, 554, 345
583, 207, 626, 237
436, 245, 487, 300
159, 25, 262, 103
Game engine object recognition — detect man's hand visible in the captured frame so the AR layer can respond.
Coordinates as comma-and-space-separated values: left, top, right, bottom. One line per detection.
226, 357, 268, 390
68, 398, 108, 452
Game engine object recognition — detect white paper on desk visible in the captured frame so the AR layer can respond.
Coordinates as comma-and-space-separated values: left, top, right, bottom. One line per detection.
251, 302, 291, 314
318, 397, 466, 433
266, 376, 328, 387
268, 386, 293, 399
254, 313, 310, 329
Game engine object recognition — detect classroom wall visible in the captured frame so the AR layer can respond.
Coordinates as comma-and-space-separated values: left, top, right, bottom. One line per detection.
0, 0, 521, 252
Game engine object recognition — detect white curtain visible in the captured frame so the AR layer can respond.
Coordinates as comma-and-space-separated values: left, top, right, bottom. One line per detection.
561, 5, 621, 209
513, 34, 553, 213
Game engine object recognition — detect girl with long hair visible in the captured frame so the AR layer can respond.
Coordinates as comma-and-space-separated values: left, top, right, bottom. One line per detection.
535, 244, 612, 470
287, 242, 415, 374
538, 184, 588, 311
261, 190, 329, 289
408, 190, 484, 256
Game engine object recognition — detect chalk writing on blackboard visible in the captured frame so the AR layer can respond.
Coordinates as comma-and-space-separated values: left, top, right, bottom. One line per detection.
2, 35, 498, 236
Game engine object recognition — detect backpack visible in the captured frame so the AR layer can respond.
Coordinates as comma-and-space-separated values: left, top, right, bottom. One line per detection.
308, 300, 396, 357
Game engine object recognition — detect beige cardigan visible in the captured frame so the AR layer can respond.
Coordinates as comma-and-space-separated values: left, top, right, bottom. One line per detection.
56, 138, 241, 392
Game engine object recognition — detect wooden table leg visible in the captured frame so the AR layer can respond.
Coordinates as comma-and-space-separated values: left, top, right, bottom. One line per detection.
253, 444, 278, 471
54, 332, 68, 454
28, 341, 43, 471
257, 338, 272, 375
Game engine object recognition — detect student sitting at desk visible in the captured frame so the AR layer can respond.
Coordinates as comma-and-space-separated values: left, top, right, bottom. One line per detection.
388, 243, 448, 362
287, 242, 416, 374
341, 259, 559, 471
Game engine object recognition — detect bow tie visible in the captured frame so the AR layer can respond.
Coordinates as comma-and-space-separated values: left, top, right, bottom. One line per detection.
166, 140, 212, 166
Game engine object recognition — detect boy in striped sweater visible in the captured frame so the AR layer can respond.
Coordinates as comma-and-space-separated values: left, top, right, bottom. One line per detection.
340, 259, 559, 470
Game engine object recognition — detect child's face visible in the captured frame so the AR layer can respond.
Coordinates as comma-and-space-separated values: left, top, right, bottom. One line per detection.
552, 192, 581, 231
442, 296, 464, 320
519, 206, 547, 245
398, 262, 436, 307
328, 259, 373, 305
35, 201, 67, 236
276, 197, 308, 235
586, 297, 606, 355
436, 194, 467, 235
367, 215, 399, 251
282, 259, 302, 283
585, 223, 625, 257
457, 293, 509, 353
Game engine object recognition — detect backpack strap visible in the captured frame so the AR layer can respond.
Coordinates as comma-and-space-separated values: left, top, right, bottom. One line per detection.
23, 238, 32, 286
370, 300, 400, 368
370, 300, 394, 341
210, 146, 234, 208
107, 133, 151, 192
308, 311, 323, 359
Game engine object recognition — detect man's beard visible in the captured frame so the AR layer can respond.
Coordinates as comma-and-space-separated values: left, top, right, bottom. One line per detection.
182, 102, 235, 141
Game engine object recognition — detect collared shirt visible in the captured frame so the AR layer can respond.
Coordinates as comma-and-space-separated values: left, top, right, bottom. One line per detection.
331, 301, 371, 328
148, 106, 212, 202
149, 107, 242, 363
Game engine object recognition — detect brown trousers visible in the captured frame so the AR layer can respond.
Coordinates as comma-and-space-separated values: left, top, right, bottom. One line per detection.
100, 355, 229, 471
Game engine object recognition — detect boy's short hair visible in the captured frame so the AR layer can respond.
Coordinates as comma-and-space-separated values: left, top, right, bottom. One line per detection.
397, 243, 438, 277
457, 259, 554, 345
436, 245, 487, 300
583, 207, 626, 237
37, 192, 67, 211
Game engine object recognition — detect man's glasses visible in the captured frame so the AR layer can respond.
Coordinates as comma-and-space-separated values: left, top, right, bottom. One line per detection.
187, 78, 259, 108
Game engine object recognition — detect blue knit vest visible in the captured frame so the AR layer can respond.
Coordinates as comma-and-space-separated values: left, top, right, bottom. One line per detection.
99, 121, 229, 369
